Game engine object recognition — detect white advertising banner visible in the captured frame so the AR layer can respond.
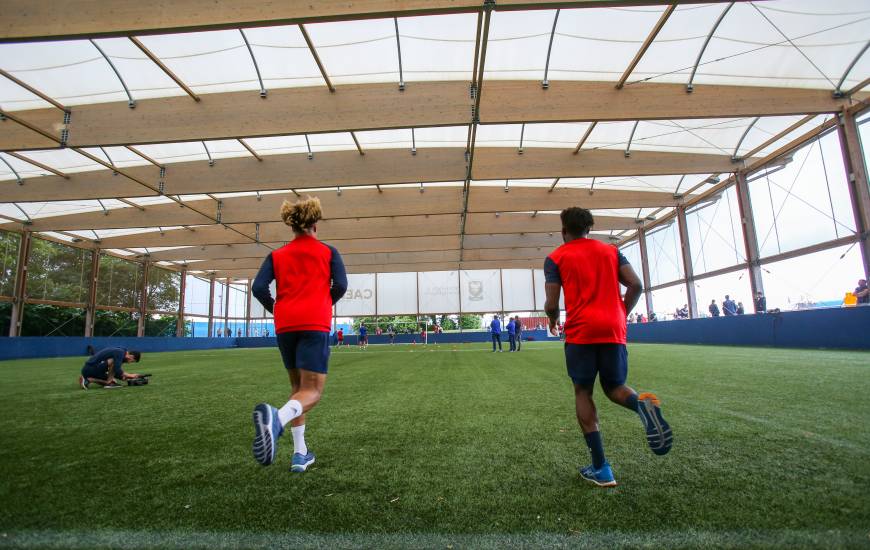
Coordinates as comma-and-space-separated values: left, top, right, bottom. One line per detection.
418, 270, 460, 313
501, 269, 535, 312
376, 272, 418, 315
533, 269, 565, 311
460, 269, 502, 313
335, 273, 376, 316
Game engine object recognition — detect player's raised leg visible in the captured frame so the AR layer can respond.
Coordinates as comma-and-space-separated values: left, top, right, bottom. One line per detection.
599, 344, 672, 456
250, 196, 348, 468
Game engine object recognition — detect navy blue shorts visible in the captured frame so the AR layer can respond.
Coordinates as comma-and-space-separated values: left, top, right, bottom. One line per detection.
564, 343, 627, 388
276, 331, 330, 374
81, 363, 109, 381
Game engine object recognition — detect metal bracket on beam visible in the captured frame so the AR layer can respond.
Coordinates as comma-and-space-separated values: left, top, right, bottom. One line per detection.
420, 182, 425, 193
90, 39, 136, 108
504, 179, 510, 193
96, 199, 110, 216
518, 123, 525, 155
687, 2, 734, 93
336, 186, 341, 196
833, 40, 869, 98
394, 18, 405, 91
541, 9, 561, 89
589, 176, 597, 195
239, 29, 267, 98
202, 141, 215, 166
625, 121, 639, 158
732, 117, 759, 161
0, 154, 23, 185
99, 146, 119, 175
158, 166, 166, 194
216, 200, 223, 223
13, 203, 32, 224
304, 134, 313, 160
255, 223, 260, 243
411, 127, 417, 155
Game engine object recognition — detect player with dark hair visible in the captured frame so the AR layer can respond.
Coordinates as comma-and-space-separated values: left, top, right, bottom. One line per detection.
358, 323, 368, 349
79, 348, 143, 389
514, 316, 523, 351
489, 315, 503, 352
545, 206, 672, 487
251, 195, 348, 473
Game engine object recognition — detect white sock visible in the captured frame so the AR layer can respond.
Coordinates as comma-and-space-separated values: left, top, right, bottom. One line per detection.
277, 399, 303, 427
291, 425, 307, 455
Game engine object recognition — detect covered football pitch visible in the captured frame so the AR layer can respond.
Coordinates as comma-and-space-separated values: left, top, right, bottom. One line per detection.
1, 342, 869, 549
2, 0, 870, 548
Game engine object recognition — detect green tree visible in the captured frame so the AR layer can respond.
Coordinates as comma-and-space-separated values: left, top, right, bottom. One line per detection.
0, 230, 20, 298
459, 314, 483, 329
26, 238, 91, 304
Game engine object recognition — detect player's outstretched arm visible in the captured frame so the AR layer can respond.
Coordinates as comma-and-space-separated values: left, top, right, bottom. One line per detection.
544, 283, 561, 332
327, 245, 348, 304
252, 253, 276, 313
618, 264, 644, 314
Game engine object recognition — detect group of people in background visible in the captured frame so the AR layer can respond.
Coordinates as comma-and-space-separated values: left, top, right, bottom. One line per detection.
708, 295, 744, 317
489, 314, 525, 352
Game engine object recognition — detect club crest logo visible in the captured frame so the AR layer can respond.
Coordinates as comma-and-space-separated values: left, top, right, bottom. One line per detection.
468, 280, 484, 301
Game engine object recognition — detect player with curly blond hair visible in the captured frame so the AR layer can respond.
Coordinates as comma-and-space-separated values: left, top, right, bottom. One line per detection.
250, 195, 348, 472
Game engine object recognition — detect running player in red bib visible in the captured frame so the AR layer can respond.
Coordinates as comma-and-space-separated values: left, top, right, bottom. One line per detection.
250, 196, 348, 473
544, 207, 672, 487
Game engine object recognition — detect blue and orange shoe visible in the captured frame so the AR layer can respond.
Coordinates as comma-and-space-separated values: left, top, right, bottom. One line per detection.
290, 451, 316, 473
637, 392, 672, 456
252, 403, 283, 466
580, 462, 617, 487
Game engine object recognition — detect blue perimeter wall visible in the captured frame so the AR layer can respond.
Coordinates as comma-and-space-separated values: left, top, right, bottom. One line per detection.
1, 307, 867, 361
626, 306, 870, 350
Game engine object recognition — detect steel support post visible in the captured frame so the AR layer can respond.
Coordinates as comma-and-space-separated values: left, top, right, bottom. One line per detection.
137, 260, 149, 337
84, 249, 100, 336
675, 206, 698, 318
224, 278, 231, 336
8, 231, 32, 337
734, 170, 764, 307
245, 280, 253, 337
636, 226, 654, 315
836, 109, 870, 279
207, 274, 215, 337
176, 270, 187, 337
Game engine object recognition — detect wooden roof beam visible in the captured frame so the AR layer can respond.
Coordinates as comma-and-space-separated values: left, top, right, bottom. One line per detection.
1, 81, 858, 151
0, 147, 736, 203
0, 1, 735, 43
2, 186, 664, 232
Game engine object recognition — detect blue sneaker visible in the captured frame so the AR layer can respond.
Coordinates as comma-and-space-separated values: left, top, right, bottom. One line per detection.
580, 462, 617, 487
637, 392, 672, 456
290, 451, 316, 473
252, 403, 283, 466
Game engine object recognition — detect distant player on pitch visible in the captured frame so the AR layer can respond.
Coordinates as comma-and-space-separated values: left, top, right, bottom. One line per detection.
544, 206, 672, 487
358, 323, 368, 349
250, 196, 348, 473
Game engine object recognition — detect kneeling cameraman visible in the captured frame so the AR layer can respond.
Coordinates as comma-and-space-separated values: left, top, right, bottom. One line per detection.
79, 347, 145, 389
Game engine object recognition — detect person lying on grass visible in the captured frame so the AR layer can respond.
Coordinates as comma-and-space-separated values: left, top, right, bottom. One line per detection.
78, 347, 144, 389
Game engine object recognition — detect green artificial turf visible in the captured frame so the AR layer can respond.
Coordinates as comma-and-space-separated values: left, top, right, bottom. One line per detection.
1, 342, 869, 549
